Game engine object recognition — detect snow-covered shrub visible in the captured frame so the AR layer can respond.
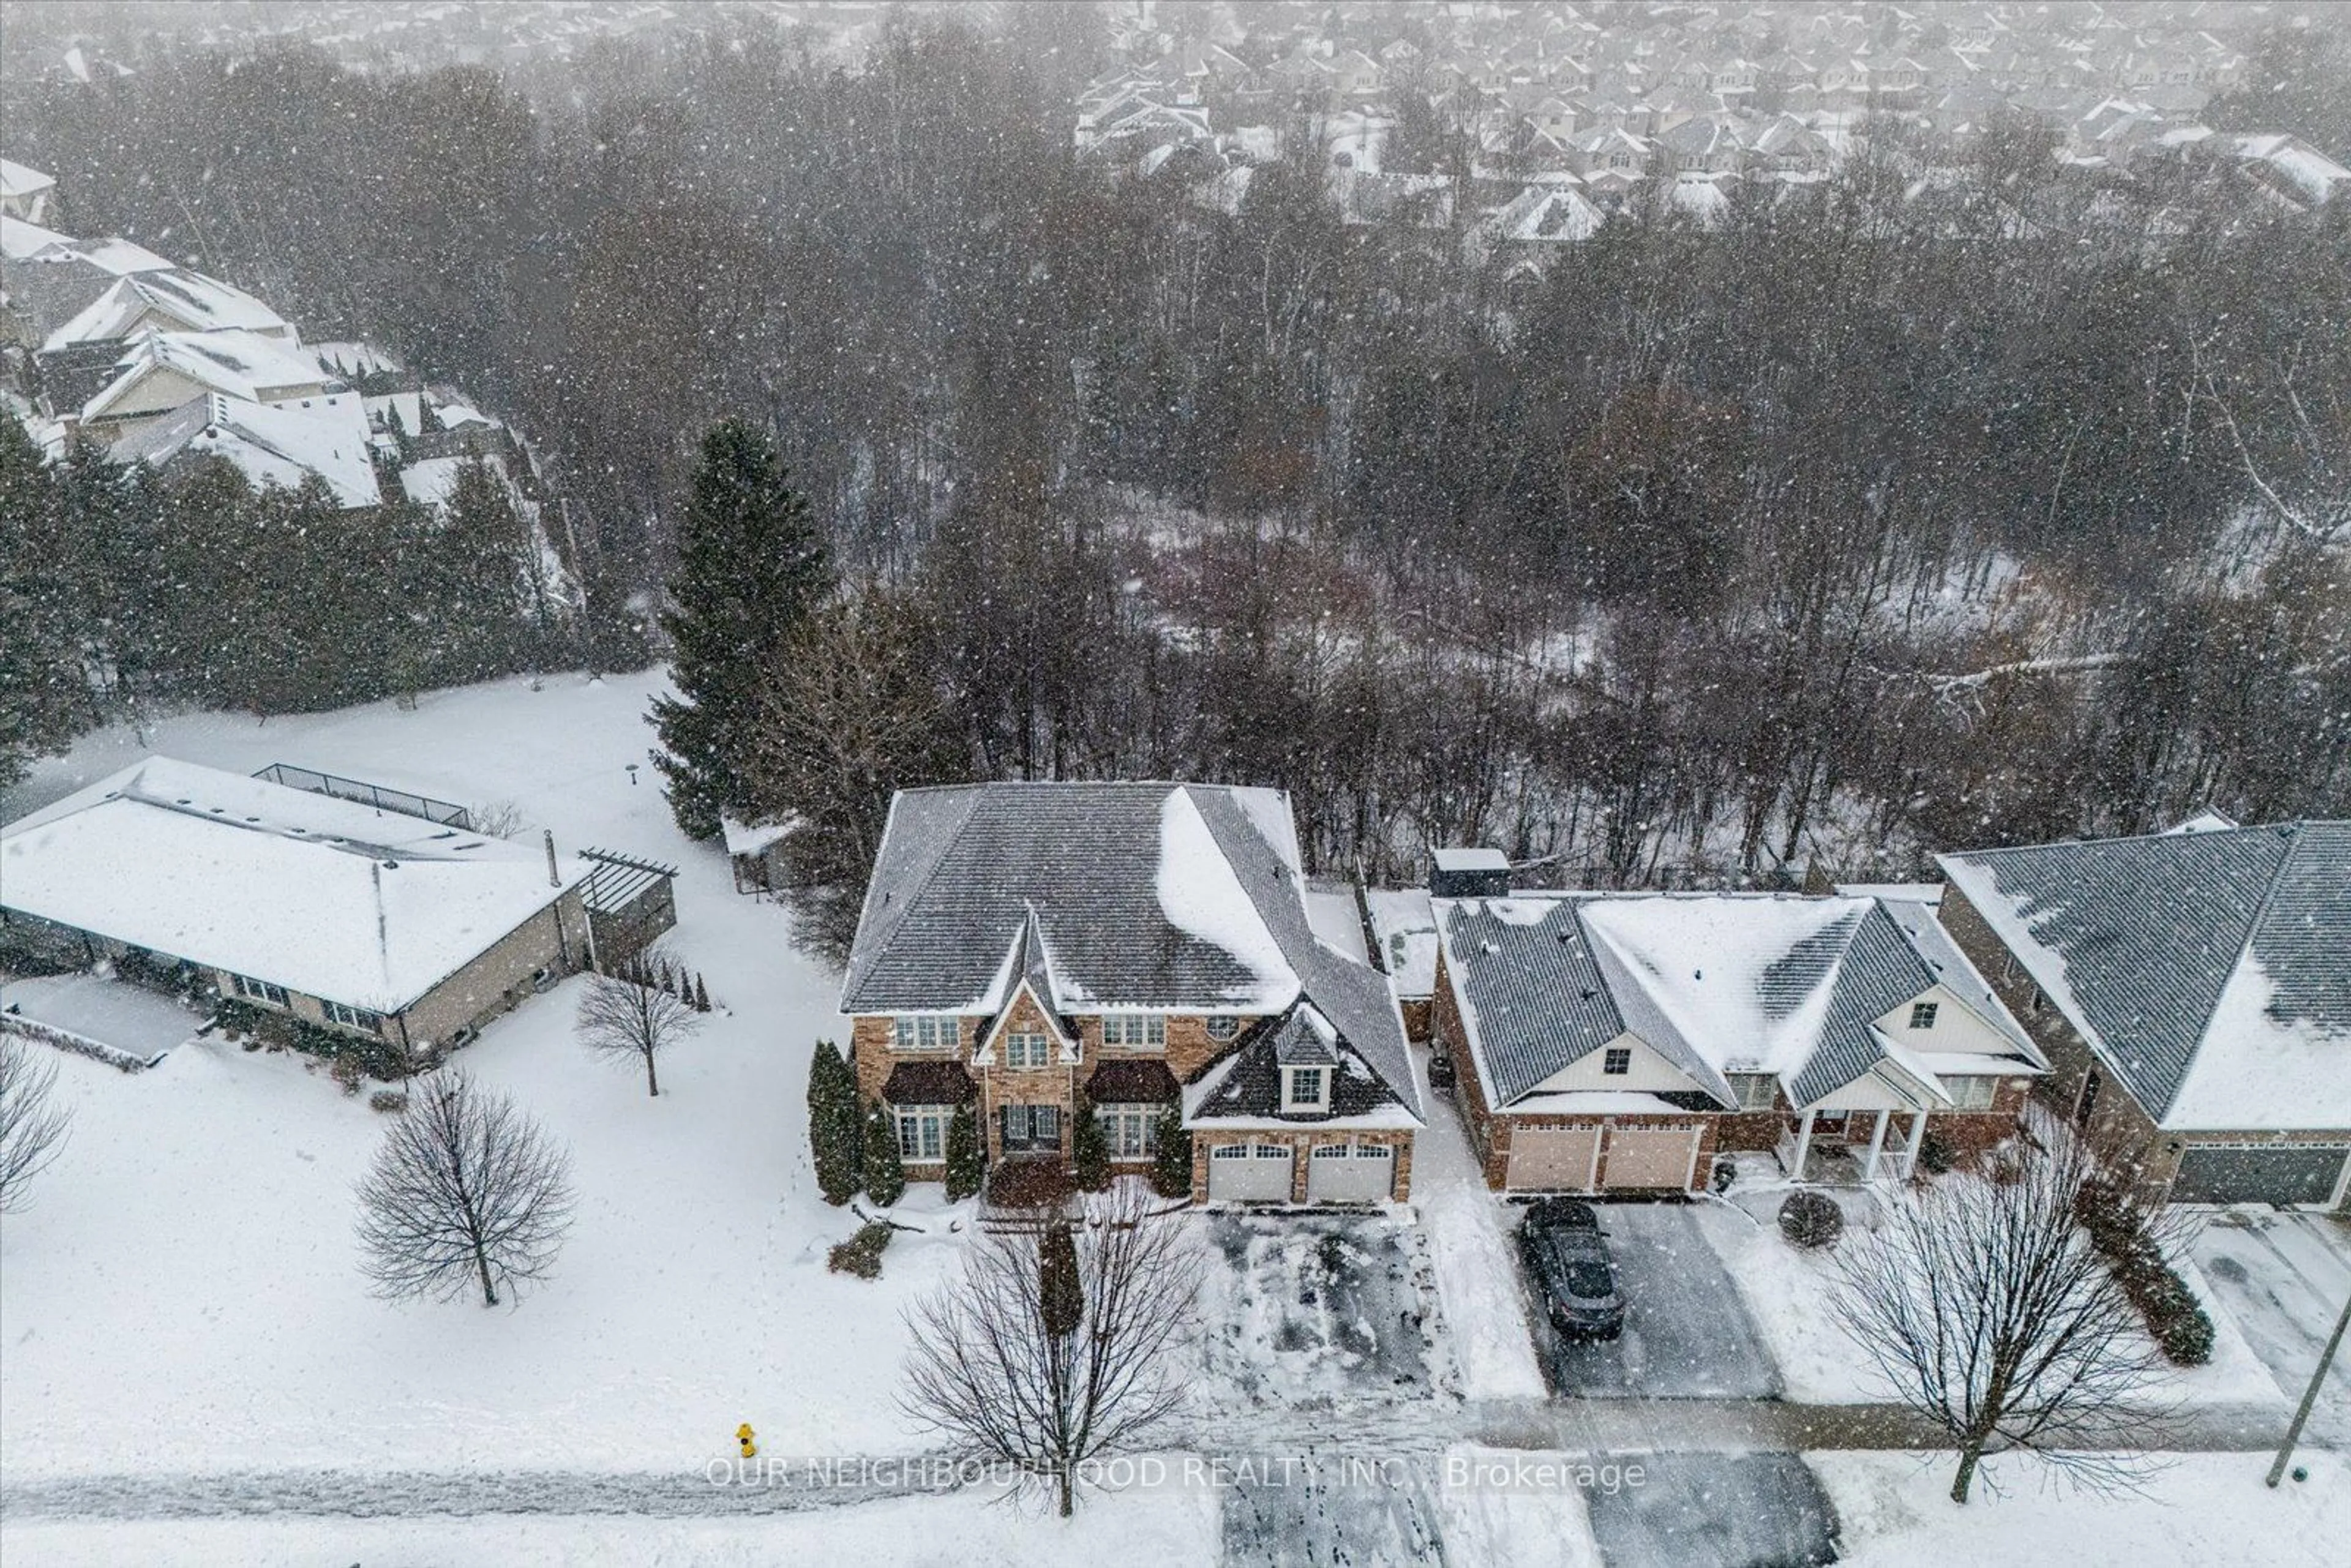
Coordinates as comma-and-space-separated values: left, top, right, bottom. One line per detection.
827, 1221, 893, 1280
1779, 1190, 1845, 1250
2072, 1175, 2213, 1366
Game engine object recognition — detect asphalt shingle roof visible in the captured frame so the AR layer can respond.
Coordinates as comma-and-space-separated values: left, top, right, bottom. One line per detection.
842, 781, 1419, 1120
1937, 821, 2350, 1121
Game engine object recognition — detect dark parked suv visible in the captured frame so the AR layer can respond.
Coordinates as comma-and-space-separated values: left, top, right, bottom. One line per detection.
1518, 1198, 1625, 1341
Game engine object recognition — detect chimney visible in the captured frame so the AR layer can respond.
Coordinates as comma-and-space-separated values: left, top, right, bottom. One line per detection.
1430, 847, 1512, 900
544, 829, 560, 888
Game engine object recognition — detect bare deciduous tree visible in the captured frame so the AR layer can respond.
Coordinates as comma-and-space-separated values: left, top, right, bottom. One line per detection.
355, 1071, 574, 1308
0, 1037, 72, 1213
1830, 1133, 2180, 1502
902, 1182, 1201, 1517
576, 953, 702, 1097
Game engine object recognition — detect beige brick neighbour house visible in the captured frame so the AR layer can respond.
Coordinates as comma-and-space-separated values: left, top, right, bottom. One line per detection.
1431, 880, 2044, 1194
0, 757, 628, 1063
838, 782, 1423, 1204
1937, 819, 2351, 1210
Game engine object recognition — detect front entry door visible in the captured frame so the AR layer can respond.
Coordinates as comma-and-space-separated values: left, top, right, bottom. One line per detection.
1000, 1103, 1063, 1154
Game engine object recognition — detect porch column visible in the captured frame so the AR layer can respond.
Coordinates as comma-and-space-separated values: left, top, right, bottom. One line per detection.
1863, 1108, 1892, 1181
1791, 1108, 1818, 1182
1904, 1108, 1929, 1171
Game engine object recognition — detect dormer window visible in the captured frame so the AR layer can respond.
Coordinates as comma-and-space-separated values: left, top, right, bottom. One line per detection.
1205, 1015, 1240, 1042
1005, 1032, 1052, 1069
1281, 1065, 1330, 1112
1908, 1001, 1939, 1030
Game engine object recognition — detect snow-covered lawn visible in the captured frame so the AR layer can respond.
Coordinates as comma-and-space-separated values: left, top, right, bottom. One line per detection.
0, 672, 962, 1479
0, 1477, 1221, 1566
1696, 1182, 2284, 1409
1818, 1450, 2350, 1567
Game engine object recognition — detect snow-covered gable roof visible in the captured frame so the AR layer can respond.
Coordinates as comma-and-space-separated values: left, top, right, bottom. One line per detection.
1, 758, 588, 1016
1937, 821, 2350, 1130
842, 781, 1419, 1118
0, 158, 56, 200
110, 391, 380, 509
71, 236, 175, 276
1, 212, 72, 260
43, 269, 289, 350
1438, 891, 2040, 1111
82, 329, 328, 420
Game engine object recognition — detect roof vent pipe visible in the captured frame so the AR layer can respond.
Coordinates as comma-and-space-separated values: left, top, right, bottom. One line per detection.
544, 828, 560, 888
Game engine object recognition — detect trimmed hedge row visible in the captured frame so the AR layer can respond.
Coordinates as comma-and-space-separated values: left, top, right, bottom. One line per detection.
2074, 1175, 2215, 1365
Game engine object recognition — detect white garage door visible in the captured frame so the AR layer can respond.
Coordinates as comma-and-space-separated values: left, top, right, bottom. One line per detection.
1507, 1125, 1600, 1191
1306, 1142, 1395, 1202
2173, 1145, 2349, 1207
1208, 1142, 1294, 1202
1602, 1126, 1702, 1191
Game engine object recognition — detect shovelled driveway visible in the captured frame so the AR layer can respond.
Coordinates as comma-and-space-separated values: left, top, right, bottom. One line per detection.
1533, 1202, 1783, 1401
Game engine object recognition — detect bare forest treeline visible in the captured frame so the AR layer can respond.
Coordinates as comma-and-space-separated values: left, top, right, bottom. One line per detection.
10, 17, 2347, 882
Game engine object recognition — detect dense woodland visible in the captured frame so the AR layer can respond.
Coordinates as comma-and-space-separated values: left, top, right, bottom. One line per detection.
4, 14, 2347, 906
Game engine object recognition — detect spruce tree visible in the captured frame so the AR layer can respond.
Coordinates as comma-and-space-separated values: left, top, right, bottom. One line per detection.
1070, 1094, 1111, 1192
1038, 1220, 1084, 1339
1150, 1106, 1193, 1199
649, 419, 830, 839
0, 419, 89, 787
944, 1101, 986, 1201
693, 974, 712, 1013
863, 1100, 906, 1208
807, 1040, 863, 1206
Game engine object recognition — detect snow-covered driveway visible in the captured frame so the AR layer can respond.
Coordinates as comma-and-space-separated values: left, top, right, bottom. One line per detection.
1542, 1204, 1782, 1401
1198, 1213, 1453, 1409
2194, 1211, 2351, 1447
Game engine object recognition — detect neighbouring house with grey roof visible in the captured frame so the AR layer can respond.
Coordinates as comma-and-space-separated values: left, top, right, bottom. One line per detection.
840, 782, 1422, 1205
1938, 819, 2351, 1210
1431, 873, 2042, 1194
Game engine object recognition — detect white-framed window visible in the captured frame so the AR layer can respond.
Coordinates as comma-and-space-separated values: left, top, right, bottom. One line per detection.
1602, 1046, 1632, 1076
230, 973, 289, 1006
1281, 1065, 1330, 1112
894, 1105, 950, 1161
1005, 1032, 1052, 1069
1908, 1000, 1939, 1030
1101, 1014, 1167, 1049
1728, 1072, 1778, 1111
1945, 1076, 1998, 1111
322, 1000, 381, 1033
893, 1015, 956, 1052
1205, 1015, 1241, 1042
1096, 1103, 1161, 1159
1001, 1103, 1061, 1150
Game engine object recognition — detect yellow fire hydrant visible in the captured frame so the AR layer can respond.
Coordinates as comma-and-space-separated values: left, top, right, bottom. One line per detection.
737, 1422, 757, 1460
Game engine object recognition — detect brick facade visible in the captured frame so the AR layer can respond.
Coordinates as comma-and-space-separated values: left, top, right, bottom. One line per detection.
1434, 945, 2030, 1193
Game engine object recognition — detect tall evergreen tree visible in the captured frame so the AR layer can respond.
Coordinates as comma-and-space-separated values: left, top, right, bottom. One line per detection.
1070, 1094, 1110, 1191
0, 420, 88, 788
863, 1098, 906, 1208
649, 420, 830, 839
1038, 1220, 1084, 1339
1149, 1106, 1192, 1201
944, 1101, 986, 1201
806, 1039, 864, 1206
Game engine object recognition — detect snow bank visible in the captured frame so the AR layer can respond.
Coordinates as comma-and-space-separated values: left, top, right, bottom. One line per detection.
1818, 1450, 2349, 1567
0, 1477, 1222, 1566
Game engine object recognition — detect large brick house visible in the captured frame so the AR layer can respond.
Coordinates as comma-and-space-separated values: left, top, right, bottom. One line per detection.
1431, 886, 2044, 1193
839, 782, 1422, 1204
1938, 819, 2350, 1210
